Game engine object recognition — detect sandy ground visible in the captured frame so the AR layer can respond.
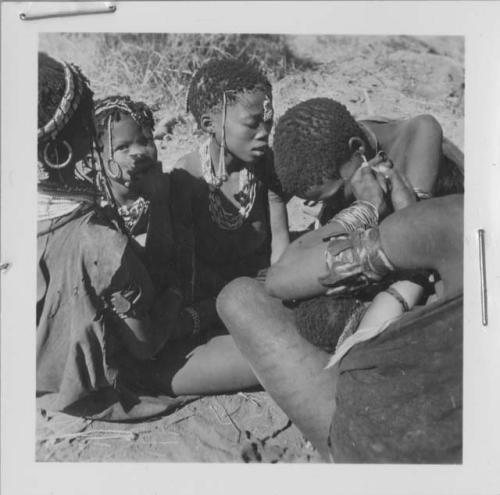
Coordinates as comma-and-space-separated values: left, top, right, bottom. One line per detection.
36, 35, 464, 462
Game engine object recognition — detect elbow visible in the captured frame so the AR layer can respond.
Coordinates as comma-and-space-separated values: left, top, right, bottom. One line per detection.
264, 265, 287, 299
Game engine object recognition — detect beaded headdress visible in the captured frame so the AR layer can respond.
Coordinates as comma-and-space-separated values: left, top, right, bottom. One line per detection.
95, 95, 155, 132
37, 61, 88, 144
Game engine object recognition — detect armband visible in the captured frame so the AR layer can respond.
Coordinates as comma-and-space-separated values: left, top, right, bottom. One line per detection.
319, 226, 395, 295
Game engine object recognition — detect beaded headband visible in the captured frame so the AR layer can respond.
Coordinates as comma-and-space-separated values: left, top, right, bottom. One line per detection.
38, 61, 86, 143
95, 96, 155, 131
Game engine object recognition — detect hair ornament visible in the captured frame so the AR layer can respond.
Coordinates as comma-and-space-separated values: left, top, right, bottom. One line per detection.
38, 61, 83, 143
263, 95, 273, 123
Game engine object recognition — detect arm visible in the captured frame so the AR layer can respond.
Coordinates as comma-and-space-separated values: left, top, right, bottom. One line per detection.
266, 219, 344, 300
387, 114, 443, 195
107, 248, 184, 360
268, 189, 290, 264
266, 162, 387, 300
356, 280, 424, 331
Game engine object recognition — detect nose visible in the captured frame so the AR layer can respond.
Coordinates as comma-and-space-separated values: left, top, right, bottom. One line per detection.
255, 121, 272, 139
129, 145, 148, 161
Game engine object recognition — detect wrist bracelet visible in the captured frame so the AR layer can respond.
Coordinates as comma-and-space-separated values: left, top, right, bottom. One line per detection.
413, 188, 433, 201
184, 306, 201, 336
383, 286, 410, 312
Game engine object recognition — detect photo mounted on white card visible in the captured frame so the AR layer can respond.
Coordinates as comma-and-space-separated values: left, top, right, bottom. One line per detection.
2, 2, 500, 495
35, 30, 465, 463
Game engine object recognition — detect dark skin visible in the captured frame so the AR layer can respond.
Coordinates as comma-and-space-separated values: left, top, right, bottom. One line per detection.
299, 114, 445, 225
267, 154, 416, 300
177, 90, 289, 266
217, 194, 463, 460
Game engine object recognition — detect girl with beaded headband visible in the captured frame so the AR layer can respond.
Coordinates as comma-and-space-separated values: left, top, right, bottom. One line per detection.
94, 95, 222, 338
174, 58, 289, 301
37, 55, 261, 421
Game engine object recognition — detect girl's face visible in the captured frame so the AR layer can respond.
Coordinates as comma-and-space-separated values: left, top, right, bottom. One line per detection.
212, 90, 273, 164
103, 113, 158, 189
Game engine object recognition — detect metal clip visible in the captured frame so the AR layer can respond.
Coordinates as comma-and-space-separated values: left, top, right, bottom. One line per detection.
0, 262, 12, 273
20, 2, 116, 21
478, 229, 488, 326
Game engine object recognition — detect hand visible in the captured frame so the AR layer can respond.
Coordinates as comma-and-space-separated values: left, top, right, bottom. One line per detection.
255, 267, 269, 282
132, 163, 165, 201
350, 159, 389, 217
383, 168, 417, 211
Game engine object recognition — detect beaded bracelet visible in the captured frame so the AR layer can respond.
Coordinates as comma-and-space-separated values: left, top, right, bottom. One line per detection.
383, 286, 410, 312
184, 306, 201, 336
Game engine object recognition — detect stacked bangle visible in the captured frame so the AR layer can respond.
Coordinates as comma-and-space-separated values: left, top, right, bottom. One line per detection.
330, 200, 379, 232
383, 286, 410, 312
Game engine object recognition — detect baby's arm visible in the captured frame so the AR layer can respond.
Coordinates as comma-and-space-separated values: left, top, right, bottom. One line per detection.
356, 280, 424, 332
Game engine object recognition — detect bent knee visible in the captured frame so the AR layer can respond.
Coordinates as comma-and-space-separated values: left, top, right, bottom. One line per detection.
216, 277, 264, 323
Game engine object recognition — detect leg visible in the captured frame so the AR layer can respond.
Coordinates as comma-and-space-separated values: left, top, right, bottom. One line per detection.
217, 277, 337, 460
147, 330, 259, 396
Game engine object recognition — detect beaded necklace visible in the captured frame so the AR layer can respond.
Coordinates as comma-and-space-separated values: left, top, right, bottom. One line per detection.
198, 139, 257, 231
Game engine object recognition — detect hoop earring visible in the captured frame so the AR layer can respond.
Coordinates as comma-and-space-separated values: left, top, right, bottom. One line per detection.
107, 159, 122, 180
43, 140, 73, 169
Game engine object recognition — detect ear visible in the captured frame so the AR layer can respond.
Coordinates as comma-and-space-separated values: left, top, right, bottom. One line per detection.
200, 113, 215, 134
348, 136, 366, 157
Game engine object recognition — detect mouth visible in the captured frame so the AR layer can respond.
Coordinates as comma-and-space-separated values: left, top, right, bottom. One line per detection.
252, 144, 268, 156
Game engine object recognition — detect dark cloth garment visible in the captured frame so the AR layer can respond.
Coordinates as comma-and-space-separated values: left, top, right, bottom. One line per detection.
330, 295, 463, 463
37, 205, 187, 421
171, 151, 283, 300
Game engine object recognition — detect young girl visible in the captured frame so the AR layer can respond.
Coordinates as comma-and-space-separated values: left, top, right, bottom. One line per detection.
94, 95, 219, 338
173, 59, 289, 300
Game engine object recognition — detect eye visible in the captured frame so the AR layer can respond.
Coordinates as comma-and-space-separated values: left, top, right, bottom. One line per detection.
245, 120, 260, 130
114, 143, 128, 152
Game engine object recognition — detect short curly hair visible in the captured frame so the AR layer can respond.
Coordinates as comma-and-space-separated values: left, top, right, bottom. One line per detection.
186, 58, 272, 126
273, 98, 367, 197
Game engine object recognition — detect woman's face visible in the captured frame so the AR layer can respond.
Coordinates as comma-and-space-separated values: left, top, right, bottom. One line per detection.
102, 113, 158, 190
212, 90, 273, 164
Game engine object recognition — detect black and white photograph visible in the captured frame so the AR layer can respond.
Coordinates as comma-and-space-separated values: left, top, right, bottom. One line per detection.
35, 30, 464, 464
2, 2, 500, 494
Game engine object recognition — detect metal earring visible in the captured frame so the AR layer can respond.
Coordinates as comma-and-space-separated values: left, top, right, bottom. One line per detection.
43, 140, 73, 169
107, 159, 122, 180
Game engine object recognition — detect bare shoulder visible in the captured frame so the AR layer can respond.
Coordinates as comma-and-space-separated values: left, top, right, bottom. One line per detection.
403, 114, 443, 134
174, 150, 203, 178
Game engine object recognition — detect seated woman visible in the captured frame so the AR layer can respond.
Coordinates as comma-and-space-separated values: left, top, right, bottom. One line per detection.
173, 58, 289, 300
263, 97, 464, 353
273, 97, 463, 225
217, 189, 463, 462
37, 53, 259, 421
